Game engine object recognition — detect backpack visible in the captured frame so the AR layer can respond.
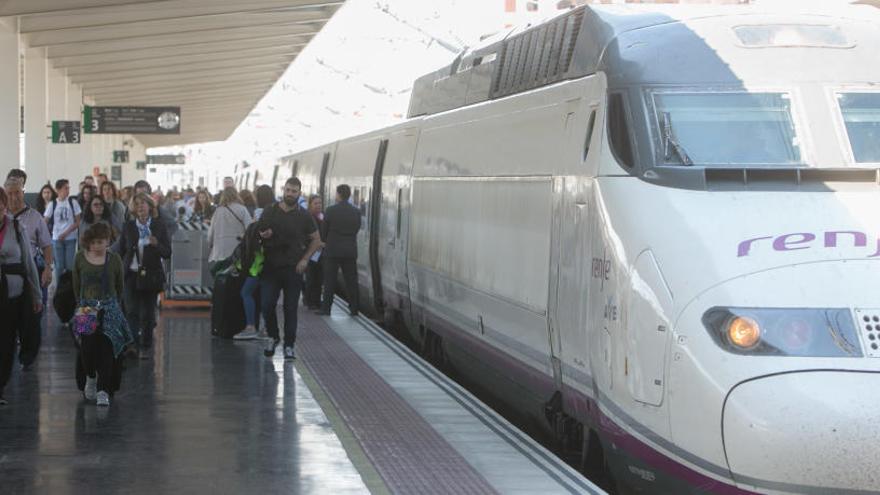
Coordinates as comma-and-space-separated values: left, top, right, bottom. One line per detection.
46, 198, 72, 234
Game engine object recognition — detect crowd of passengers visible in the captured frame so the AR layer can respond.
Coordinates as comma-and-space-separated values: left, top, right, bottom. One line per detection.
0, 170, 361, 408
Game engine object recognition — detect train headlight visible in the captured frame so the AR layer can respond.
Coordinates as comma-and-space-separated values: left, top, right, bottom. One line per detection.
727, 316, 761, 349
702, 308, 862, 357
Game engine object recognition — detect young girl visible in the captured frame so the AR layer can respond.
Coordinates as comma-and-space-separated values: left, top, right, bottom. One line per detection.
73, 222, 131, 406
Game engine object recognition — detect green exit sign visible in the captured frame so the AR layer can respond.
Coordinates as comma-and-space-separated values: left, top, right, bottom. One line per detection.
51, 121, 81, 144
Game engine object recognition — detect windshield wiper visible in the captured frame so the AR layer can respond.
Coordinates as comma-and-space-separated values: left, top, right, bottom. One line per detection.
662, 112, 694, 166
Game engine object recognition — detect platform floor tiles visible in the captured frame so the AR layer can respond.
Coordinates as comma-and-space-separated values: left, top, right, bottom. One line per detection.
0, 302, 602, 495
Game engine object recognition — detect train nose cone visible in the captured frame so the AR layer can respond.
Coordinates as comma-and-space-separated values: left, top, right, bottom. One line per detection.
723, 371, 880, 494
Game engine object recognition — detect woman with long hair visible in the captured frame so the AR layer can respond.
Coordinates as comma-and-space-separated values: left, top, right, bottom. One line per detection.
35, 184, 56, 216
78, 185, 97, 213
234, 185, 276, 341
192, 190, 215, 223
100, 181, 127, 228
79, 196, 117, 244
239, 189, 257, 218
73, 222, 131, 406
117, 193, 172, 354
207, 187, 252, 265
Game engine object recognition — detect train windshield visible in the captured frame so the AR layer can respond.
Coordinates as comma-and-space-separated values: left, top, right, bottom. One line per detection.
652, 92, 802, 167
837, 92, 880, 164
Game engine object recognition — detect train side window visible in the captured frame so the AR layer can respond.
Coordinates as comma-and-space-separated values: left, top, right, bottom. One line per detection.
608, 93, 635, 168
396, 189, 403, 239
583, 109, 597, 161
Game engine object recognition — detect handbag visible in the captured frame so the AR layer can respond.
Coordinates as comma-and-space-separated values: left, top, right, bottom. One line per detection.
134, 240, 165, 293
72, 254, 109, 337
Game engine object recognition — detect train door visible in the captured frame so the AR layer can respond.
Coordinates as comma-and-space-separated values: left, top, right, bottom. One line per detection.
368, 139, 389, 315
552, 100, 600, 419
318, 152, 331, 203
377, 129, 418, 325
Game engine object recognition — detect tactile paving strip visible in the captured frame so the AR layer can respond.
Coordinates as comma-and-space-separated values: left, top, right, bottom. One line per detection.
296, 311, 498, 495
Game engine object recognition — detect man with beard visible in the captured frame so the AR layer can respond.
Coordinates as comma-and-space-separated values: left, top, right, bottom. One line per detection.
256, 177, 321, 360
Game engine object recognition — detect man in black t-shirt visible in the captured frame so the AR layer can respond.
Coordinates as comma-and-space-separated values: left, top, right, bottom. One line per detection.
256, 177, 321, 359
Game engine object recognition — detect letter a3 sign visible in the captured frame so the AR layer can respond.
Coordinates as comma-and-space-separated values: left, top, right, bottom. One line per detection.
51, 121, 81, 144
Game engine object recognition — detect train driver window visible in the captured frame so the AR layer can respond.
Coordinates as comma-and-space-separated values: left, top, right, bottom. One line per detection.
836, 92, 880, 164
652, 92, 802, 167
608, 93, 635, 168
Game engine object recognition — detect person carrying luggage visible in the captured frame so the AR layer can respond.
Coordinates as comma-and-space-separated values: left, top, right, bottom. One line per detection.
316, 184, 362, 317
72, 223, 131, 407
117, 193, 172, 355
0, 186, 42, 405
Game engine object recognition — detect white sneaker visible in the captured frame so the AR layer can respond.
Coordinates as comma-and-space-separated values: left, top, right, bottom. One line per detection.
283, 346, 296, 360
84, 376, 97, 401
96, 391, 110, 407
233, 328, 259, 341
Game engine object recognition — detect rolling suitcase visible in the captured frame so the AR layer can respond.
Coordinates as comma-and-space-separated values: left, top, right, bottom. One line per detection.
210, 269, 247, 339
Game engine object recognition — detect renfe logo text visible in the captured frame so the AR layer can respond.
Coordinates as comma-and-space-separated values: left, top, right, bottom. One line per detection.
738, 231, 880, 258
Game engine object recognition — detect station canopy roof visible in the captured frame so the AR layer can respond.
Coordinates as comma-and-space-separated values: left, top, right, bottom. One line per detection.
6, 0, 344, 147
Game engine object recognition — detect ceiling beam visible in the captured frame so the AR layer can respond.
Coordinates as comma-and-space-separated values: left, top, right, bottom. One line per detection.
20, 0, 340, 32
96, 87, 269, 106
71, 62, 286, 85
83, 70, 279, 92
52, 34, 309, 69
25, 10, 330, 46
85, 77, 276, 99
46, 24, 317, 58
92, 84, 273, 103
83, 71, 282, 94
61, 50, 297, 75
0, 0, 172, 16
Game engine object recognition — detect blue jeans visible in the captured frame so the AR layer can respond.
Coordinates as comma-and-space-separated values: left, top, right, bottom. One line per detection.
53, 238, 77, 280
240, 276, 260, 327
260, 268, 303, 347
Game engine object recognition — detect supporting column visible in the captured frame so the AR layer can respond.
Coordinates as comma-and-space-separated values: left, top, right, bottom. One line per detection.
46, 67, 68, 184
67, 81, 86, 180
0, 17, 20, 171
24, 47, 49, 188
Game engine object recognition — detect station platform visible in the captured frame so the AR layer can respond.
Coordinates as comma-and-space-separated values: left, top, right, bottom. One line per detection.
0, 299, 602, 495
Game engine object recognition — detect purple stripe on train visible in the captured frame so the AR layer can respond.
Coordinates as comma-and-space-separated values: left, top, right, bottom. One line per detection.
737, 230, 880, 258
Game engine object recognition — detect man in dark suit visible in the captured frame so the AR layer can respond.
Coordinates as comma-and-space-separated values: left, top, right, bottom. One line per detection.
317, 184, 361, 316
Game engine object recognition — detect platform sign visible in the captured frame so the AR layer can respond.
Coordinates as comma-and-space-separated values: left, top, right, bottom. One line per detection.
83, 106, 181, 135
147, 154, 186, 165
51, 121, 81, 143
113, 150, 129, 163
111, 165, 122, 182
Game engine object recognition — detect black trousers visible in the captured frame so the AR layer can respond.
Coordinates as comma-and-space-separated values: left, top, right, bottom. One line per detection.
18, 306, 40, 367
304, 259, 323, 308
0, 296, 26, 394
80, 333, 114, 393
321, 257, 358, 314
124, 273, 158, 347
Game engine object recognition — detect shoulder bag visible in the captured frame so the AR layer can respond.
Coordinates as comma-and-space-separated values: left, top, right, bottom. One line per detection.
72, 254, 109, 337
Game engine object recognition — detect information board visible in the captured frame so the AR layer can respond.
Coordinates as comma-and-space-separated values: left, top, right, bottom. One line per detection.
51, 121, 81, 143
147, 154, 186, 165
84, 106, 181, 134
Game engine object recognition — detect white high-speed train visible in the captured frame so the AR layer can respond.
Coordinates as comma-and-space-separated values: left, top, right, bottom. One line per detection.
238, 4, 880, 493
